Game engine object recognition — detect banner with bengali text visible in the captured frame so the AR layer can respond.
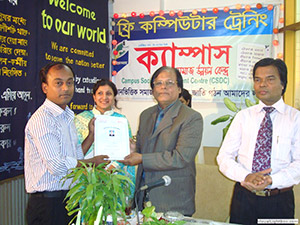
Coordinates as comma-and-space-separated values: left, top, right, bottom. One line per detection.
0, 0, 109, 181
112, 7, 275, 102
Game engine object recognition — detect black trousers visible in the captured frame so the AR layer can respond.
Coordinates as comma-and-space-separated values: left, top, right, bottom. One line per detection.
26, 191, 71, 225
230, 183, 295, 225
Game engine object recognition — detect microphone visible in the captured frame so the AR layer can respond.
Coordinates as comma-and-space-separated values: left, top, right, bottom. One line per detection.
139, 175, 171, 191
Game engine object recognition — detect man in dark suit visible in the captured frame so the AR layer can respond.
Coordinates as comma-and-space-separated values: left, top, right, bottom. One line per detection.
121, 66, 203, 216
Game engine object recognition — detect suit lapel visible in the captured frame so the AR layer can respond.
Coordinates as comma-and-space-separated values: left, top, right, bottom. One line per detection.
142, 107, 157, 154
150, 100, 182, 140
149, 108, 157, 134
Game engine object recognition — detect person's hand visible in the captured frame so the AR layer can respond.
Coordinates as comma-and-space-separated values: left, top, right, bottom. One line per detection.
241, 178, 272, 192
88, 117, 96, 137
81, 117, 96, 154
92, 155, 110, 166
241, 168, 272, 192
118, 152, 142, 166
129, 138, 136, 153
244, 168, 272, 185
77, 155, 110, 168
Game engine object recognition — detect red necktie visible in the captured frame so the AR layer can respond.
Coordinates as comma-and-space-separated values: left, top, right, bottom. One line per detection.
252, 107, 275, 173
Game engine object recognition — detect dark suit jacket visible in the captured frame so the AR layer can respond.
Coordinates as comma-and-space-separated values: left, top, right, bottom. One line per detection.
135, 99, 203, 216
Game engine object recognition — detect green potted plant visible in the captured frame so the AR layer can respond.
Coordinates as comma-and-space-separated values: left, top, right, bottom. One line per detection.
141, 202, 185, 225
62, 162, 133, 225
211, 97, 258, 140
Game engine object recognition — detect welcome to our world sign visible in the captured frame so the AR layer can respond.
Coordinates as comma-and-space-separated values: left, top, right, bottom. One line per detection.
0, 0, 109, 181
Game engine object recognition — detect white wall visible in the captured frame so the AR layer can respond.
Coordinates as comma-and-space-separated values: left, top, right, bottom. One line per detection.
112, 0, 283, 148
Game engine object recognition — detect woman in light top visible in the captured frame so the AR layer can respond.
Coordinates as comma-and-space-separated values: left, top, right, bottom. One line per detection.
74, 79, 135, 199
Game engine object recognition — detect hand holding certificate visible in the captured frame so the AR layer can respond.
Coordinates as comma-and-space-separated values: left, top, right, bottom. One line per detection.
94, 115, 130, 160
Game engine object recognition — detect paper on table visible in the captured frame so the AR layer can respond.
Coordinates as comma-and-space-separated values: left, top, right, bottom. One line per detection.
94, 115, 130, 160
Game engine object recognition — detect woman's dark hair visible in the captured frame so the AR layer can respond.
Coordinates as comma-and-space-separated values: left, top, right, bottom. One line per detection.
181, 88, 192, 107
150, 66, 183, 94
252, 58, 287, 95
92, 78, 119, 109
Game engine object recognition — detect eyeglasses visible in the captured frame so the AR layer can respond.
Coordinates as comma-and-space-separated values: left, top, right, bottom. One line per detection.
153, 80, 177, 88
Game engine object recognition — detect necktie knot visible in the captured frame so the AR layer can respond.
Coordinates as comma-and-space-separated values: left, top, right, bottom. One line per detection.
158, 111, 164, 120
263, 107, 275, 115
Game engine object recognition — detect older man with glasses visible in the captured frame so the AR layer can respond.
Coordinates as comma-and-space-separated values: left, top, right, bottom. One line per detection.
121, 66, 203, 216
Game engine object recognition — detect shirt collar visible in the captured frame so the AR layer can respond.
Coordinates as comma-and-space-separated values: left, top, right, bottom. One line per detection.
44, 98, 74, 120
92, 106, 114, 116
157, 100, 177, 114
256, 97, 285, 114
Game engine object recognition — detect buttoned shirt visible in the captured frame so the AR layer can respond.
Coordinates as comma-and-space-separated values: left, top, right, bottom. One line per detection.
217, 98, 300, 189
25, 99, 83, 193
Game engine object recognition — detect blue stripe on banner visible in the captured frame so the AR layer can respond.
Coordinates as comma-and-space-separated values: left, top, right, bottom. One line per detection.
115, 8, 273, 41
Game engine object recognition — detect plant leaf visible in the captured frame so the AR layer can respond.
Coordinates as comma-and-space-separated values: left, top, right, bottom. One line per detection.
63, 160, 132, 224
211, 115, 231, 125
173, 221, 186, 225
67, 208, 79, 216
66, 182, 84, 199
222, 117, 234, 140
245, 98, 256, 107
142, 205, 156, 218
222, 125, 229, 140
224, 97, 238, 112
85, 184, 94, 200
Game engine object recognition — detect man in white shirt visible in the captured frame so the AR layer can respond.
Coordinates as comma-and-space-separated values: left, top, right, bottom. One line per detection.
217, 58, 300, 224
25, 62, 109, 225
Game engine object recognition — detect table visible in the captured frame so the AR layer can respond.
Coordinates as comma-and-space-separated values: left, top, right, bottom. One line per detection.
126, 212, 233, 225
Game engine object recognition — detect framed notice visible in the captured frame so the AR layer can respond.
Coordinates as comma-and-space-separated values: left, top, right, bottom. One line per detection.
94, 115, 130, 160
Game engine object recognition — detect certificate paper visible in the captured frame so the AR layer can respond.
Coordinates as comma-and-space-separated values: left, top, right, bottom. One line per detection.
94, 115, 130, 160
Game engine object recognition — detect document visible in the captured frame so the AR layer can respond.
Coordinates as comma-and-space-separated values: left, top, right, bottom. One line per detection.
94, 115, 130, 160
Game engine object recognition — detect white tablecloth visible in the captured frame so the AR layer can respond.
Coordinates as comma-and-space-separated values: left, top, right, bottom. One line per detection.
126, 212, 232, 225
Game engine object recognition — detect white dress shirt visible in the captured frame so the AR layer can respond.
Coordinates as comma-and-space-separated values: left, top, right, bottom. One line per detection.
217, 98, 300, 189
24, 99, 84, 193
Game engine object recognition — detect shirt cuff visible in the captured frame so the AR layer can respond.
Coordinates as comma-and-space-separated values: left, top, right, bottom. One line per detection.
141, 153, 154, 170
238, 169, 251, 182
269, 173, 281, 189
65, 156, 78, 170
